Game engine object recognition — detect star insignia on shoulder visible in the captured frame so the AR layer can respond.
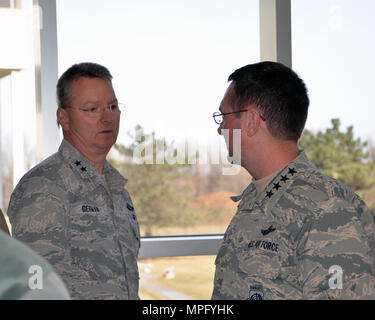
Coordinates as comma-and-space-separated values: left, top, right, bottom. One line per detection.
288, 167, 297, 175
266, 190, 274, 198
80, 166, 87, 172
273, 182, 281, 190
75, 160, 81, 166
280, 175, 289, 183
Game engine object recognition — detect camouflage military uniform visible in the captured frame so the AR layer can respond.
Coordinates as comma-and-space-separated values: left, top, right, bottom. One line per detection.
8, 140, 140, 300
212, 151, 375, 299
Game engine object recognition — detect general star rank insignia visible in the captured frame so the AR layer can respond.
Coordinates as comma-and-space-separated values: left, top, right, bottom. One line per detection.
273, 182, 281, 190
75, 160, 81, 166
266, 191, 274, 198
288, 167, 297, 175
280, 175, 289, 183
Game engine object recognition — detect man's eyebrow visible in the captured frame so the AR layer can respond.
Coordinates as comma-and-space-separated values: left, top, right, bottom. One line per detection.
82, 100, 100, 106
82, 99, 118, 106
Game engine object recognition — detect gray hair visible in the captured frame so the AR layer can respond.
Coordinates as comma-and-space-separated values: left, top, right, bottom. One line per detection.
56, 62, 113, 109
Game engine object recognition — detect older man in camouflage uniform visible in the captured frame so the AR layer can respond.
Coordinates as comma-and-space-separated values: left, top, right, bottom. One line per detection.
212, 61, 375, 299
8, 62, 140, 299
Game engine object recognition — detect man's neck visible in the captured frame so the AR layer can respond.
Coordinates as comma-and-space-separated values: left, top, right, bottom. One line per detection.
243, 140, 300, 180
82, 152, 107, 174
64, 137, 109, 174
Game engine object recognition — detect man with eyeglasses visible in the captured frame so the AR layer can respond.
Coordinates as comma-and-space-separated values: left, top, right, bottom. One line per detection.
8, 62, 140, 300
212, 61, 375, 299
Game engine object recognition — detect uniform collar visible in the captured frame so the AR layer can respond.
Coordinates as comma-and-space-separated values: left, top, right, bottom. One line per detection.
231, 151, 313, 205
58, 139, 127, 189
230, 183, 255, 203
103, 160, 128, 191
252, 167, 283, 195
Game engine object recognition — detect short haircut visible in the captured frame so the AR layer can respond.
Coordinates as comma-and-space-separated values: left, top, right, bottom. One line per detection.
228, 61, 309, 141
56, 62, 113, 109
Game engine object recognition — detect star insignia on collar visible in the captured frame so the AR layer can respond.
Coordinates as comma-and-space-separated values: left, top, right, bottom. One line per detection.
75, 160, 81, 166
266, 190, 274, 198
288, 167, 297, 176
80, 166, 87, 172
280, 175, 289, 183
273, 182, 281, 190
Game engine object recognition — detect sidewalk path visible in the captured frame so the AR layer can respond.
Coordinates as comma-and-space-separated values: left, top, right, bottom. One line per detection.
139, 272, 194, 300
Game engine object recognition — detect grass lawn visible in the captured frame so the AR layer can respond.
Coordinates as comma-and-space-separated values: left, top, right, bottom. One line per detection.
139, 287, 164, 300
139, 255, 216, 300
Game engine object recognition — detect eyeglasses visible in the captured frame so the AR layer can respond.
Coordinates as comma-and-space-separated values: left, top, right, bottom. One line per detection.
213, 109, 265, 124
65, 102, 125, 118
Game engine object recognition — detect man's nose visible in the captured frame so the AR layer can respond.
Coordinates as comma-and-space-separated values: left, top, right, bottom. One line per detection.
100, 107, 114, 121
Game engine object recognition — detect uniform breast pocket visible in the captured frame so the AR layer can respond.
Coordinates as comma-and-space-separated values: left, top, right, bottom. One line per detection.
69, 203, 114, 243
235, 233, 289, 280
69, 203, 120, 281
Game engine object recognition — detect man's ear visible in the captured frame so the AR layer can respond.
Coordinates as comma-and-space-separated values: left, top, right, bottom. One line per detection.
57, 108, 70, 131
245, 108, 261, 137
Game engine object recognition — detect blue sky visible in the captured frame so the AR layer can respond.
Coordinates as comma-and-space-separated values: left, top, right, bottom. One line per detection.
55, 0, 375, 147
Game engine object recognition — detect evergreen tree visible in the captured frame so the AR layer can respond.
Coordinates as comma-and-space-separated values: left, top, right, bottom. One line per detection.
299, 118, 375, 190
110, 125, 195, 236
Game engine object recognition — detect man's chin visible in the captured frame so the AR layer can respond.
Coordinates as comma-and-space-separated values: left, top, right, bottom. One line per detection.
98, 134, 117, 145
96, 139, 116, 151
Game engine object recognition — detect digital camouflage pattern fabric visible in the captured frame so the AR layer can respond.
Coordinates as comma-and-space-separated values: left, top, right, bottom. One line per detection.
8, 139, 140, 300
212, 151, 375, 299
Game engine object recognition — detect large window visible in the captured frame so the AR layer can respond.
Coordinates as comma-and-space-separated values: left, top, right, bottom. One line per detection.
3, 0, 373, 301
57, 0, 259, 237
291, 0, 375, 143
56, 1, 262, 300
